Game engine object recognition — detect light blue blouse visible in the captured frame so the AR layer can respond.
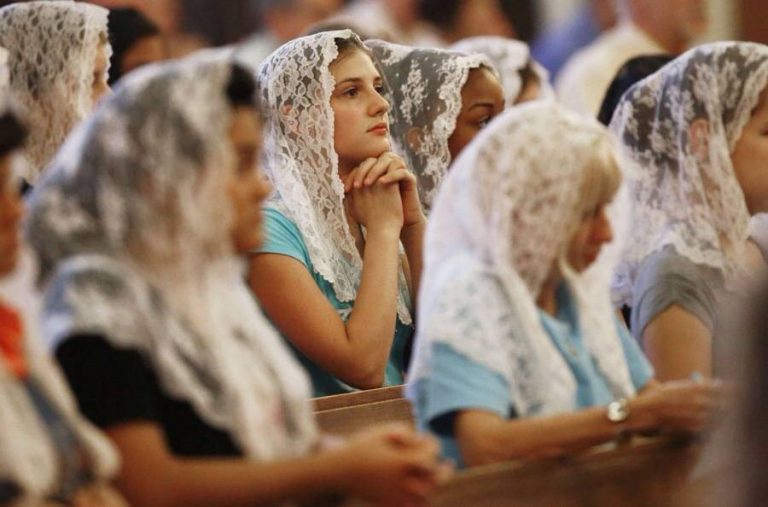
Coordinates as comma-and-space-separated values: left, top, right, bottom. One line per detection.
256, 208, 413, 397
409, 283, 653, 467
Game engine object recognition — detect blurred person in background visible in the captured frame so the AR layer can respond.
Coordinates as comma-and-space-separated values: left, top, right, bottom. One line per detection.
334, 0, 442, 45
108, 7, 168, 86
556, 0, 708, 116
532, 0, 618, 79
417, 0, 516, 45
238, 0, 343, 66
0, 1, 111, 187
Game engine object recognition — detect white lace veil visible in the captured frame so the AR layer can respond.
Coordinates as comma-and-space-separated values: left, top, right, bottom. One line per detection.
409, 103, 636, 416
450, 36, 555, 106
25, 52, 318, 460
610, 42, 768, 306
254, 30, 412, 325
0, 45, 118, 501
0, 0, 111, 183
367, 39, 494, 212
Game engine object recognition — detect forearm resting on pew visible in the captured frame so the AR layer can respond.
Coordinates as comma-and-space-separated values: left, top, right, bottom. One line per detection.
454, 379, 720, 467
454, 408, 632, 467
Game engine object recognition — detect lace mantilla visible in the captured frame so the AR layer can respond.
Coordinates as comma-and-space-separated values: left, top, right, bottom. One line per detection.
451, 36, 555, 105
26, 52, 318, 459
367, 39, 494, 212
252, 30, 412, 325
610, 42, 768, 306
409, 103, 636, 416
0, 44, 118, 500
0, 1, 111, 183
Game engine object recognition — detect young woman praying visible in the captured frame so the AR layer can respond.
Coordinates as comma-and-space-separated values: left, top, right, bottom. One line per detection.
247, 31, 425, 396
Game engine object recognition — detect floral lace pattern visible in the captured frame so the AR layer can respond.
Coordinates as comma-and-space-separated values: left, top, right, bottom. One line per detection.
254, 31, 412, 325
610, 42, 768, 306
0, 45, 118, 499
367, 40, 493, 212
409, 103, 636, 416
0, 1, 111, 182
451, 36, 555, 106
25, 53, 318, 460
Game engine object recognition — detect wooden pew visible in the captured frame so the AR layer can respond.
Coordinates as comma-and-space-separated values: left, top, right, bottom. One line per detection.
314, 397, 414, 435
430, 437, 714, 507
312, 385, 405, 412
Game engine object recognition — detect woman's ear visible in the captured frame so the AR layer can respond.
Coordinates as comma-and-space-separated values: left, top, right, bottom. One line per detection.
688, 118, 710, 160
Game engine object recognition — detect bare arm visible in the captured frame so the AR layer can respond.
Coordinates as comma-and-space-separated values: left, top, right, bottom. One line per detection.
399, 218, 426, 307
641, 305, 712, 381
455, 380, 721, 467
249, 228, 400, 389
106, 422, 444, 507
249, 179, 404, 390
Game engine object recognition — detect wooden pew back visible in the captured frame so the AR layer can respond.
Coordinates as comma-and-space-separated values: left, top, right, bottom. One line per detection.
431, 438, 710, 507
312, 385, 405, 412
315, 397, 414, 435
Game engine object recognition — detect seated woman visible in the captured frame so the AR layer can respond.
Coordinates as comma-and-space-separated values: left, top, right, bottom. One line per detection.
247, 31, 424, 396
610, 42, 768, 380
451, 35, 555, 105
0, 0, 111, 187
368, 39, 505, 212
26, 53, 444, 506
407, 102, 721, 468
107, 7, 167, 86
0, 65, 124, 507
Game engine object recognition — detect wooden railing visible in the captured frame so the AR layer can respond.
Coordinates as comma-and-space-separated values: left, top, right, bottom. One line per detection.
431, 437, 713, 507
312, 385, 405, 412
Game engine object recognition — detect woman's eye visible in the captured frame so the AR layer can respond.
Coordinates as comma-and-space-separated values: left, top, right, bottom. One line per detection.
343, 87, 358, 97
374, 85, 385, 94
477, 117, 491, 128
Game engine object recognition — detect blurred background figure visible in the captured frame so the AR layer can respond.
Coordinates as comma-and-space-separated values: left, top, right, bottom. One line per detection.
333, 0, 442, 44
238, 0, 344, 66
532, 0, 618, 79
418, 0, 516, 45
108, 8, 168, 85
556, 0, 709, 115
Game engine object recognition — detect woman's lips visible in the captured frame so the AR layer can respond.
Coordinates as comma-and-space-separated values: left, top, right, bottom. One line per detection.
368, 123, 388, 135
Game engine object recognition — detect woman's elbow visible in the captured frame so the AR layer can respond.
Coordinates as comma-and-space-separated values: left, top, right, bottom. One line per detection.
342, 361, 387, 390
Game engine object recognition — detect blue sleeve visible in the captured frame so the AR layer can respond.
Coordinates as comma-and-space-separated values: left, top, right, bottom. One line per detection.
615, 317, 654, 391
419, 343, 512, 437
255, 208, 311, 268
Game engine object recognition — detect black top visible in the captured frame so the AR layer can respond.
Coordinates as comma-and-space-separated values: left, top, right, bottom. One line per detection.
56, 335, 241, 457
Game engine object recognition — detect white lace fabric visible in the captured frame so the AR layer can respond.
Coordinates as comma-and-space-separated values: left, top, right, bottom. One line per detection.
254, 30, 412, 325
0, 324, 120, 501
409, 103, 636, 417
451, 36, 555, 106
367, 39, 494, 212
609, 42, 768, 306
0, 47, 118, 502
0, 0, 111, 183
25, 52, 318, 460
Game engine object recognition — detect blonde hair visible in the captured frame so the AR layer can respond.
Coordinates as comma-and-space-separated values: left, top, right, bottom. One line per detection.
557, 132, 622, 276
577, 134, 622, 219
